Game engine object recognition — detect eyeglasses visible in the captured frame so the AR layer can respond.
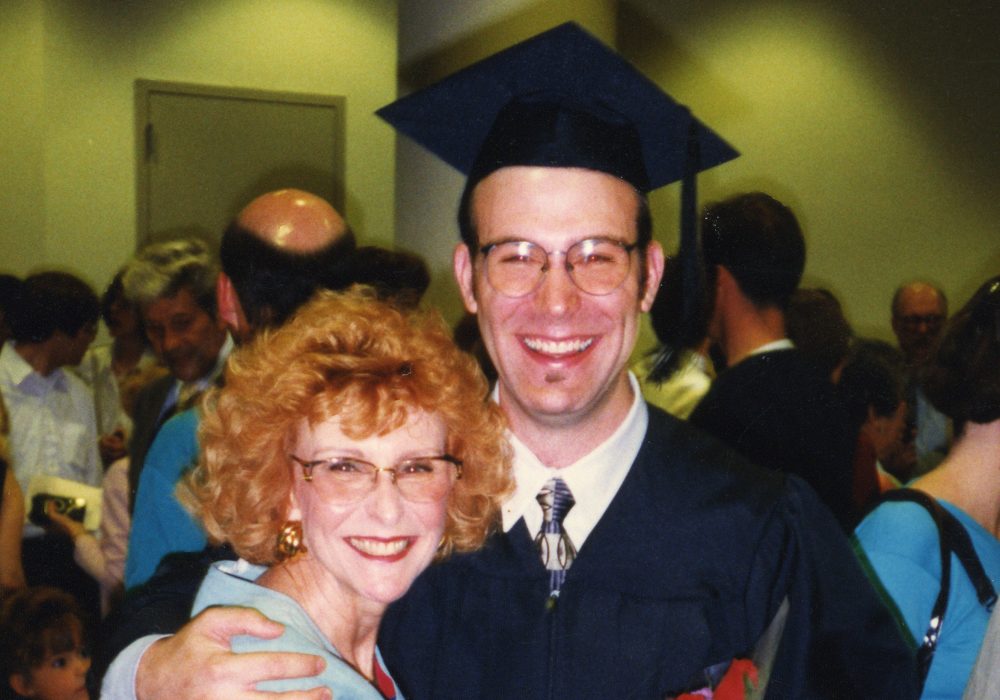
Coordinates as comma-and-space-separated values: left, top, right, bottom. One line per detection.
289, 454, 462, 504
896, 313, 945, 332
479, 238, 638, 297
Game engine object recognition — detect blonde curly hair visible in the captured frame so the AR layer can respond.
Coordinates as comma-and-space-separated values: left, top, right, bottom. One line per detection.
181, 287, 511, 565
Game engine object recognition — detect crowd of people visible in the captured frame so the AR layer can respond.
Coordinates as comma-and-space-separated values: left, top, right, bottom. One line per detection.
2, 21, 997, 700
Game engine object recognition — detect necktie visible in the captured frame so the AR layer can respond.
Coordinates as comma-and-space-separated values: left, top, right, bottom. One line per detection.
535, 477, 576, 596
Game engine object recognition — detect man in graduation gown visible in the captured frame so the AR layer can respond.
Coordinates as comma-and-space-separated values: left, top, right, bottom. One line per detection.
103, 23, 918, 700
688, 193, 859, 531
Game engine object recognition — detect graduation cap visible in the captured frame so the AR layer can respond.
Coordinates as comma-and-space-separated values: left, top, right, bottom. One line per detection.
377, 22, 739, 372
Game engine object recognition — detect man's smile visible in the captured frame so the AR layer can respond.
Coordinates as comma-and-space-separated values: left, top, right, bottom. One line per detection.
522, 336, 595, 357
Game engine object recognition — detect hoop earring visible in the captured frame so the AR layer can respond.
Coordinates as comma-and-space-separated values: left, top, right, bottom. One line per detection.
276, 521, 307, 561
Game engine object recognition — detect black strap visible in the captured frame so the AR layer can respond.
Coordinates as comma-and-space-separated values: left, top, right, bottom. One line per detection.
880, 489, 997, 688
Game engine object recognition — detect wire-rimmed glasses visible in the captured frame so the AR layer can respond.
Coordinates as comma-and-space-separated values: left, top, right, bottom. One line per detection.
289, 454, 462, 504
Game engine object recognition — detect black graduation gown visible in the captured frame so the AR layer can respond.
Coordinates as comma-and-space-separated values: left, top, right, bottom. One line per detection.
380, 406, 917, 699
689, 349, 859, 531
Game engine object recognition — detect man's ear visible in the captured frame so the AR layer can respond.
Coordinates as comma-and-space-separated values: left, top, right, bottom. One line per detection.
453, 243, 478, 314
714, 265, 737, 306
866, 405, 882, 429
639, 242, 665, 312
9, 672, 34, 697
216, 273, 247, 335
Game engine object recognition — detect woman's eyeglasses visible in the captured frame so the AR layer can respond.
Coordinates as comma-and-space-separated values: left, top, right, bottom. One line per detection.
289, 454, 462, 504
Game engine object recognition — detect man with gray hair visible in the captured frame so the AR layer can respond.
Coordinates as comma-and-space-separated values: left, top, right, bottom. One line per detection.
122, 237, 231, 510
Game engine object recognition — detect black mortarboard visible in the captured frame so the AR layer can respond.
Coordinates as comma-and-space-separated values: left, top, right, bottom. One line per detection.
376, 21, 737, 193
377, 22, 739, 374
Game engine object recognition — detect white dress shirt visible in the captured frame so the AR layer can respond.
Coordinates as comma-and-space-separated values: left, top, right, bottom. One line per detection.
501, 372, 649, 551
0, 342, 102, 537
747, 338, 795, 357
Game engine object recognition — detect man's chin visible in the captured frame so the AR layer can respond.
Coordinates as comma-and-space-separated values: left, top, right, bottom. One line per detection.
518, 390, 597, 425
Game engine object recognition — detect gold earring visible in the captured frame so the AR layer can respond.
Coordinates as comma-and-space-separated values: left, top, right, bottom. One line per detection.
276, 521, 307, 560
436, 534, 450, 556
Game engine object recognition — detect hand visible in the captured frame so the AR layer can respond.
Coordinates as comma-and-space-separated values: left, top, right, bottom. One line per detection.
136, 607, 331, 700
45, 501, 86, 540
100, 430, 128, 465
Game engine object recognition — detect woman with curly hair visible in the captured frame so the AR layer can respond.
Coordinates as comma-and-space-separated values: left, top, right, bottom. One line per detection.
179, 288, 512, 698
855, 275, 1000, 699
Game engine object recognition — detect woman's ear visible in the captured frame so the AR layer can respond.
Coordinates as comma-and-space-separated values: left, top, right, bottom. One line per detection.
286, 486, 303, 522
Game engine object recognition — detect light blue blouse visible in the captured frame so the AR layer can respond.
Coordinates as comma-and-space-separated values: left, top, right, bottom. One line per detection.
193, 559, 402, 699
855, 499, 1000, 699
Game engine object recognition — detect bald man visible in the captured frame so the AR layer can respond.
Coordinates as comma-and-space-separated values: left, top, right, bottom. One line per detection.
216, 188, 356, 343
122, 189, 356, 589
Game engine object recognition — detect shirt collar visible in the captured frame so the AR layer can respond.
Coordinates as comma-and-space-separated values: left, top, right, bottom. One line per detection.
501, 372, 648, 551
747, 338, 794, 357
0, 342, 67, 393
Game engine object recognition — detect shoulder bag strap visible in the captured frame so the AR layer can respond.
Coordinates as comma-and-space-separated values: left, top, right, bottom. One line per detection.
880, 489, 997, 689
880, 489, 951, 685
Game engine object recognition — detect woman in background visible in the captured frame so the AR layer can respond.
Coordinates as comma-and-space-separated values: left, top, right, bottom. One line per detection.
855, 276, 1000, 698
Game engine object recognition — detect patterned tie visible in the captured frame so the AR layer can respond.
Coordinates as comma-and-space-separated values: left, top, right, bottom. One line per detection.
535, 477, 576, 596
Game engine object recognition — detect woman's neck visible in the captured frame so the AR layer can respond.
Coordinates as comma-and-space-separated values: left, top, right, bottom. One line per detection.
914, 419, 1000, 538
257, 556, 384, 680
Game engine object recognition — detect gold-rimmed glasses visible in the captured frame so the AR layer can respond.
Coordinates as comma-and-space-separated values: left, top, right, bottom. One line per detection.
289, 454, 462, 504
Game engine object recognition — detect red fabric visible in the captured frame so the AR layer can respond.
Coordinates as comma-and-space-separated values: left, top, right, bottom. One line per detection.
373, 653, 397, 699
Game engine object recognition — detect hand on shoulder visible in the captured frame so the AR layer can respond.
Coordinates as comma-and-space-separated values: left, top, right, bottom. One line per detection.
136, 607, 331, 700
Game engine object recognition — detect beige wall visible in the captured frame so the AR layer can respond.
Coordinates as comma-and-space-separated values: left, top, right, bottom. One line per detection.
623, 0, 1000, 349
1, 0, 397, 294
5, 0, 996, 346
1, 1, 47, 277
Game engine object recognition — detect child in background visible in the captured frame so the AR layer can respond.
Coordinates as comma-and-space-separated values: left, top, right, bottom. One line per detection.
0, 587, 91, 700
